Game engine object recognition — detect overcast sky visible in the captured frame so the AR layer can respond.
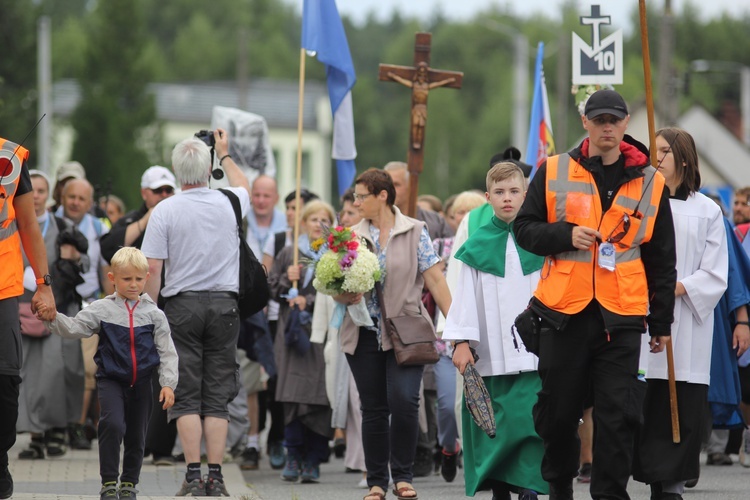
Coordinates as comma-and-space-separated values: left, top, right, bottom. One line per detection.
333, 0, 750, 31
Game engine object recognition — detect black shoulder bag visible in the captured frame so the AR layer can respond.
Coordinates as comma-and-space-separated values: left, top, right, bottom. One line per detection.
219, 189, 270, 318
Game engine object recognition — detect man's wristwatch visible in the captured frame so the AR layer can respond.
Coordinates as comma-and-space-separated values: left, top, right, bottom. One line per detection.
36, 274, 53, 286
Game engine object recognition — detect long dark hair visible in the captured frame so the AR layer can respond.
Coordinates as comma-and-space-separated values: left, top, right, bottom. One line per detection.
656, 127, 701, 195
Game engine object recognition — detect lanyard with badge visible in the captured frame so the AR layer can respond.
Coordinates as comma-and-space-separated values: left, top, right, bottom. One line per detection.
598, 213, 630, 271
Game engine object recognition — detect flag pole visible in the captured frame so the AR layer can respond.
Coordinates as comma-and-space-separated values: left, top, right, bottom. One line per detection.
639, 0, 680, 444
292, 47, 307, 291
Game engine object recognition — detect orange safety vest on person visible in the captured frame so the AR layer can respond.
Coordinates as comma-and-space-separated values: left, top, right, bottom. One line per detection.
0, 137, 31, 300
534, 152, 665, 316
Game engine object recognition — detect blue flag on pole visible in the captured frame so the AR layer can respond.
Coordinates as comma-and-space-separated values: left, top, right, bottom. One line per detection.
302, 0, 357, 196
525, 42, 555, 180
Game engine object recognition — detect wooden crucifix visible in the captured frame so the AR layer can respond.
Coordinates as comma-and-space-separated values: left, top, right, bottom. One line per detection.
379, 32, 463, 217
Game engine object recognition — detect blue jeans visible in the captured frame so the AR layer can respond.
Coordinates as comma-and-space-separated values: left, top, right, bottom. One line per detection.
434, 355, 459, 453
346, 329, 424, 489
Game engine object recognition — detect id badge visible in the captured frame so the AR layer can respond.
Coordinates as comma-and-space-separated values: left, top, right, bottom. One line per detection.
598, 242, 616, 271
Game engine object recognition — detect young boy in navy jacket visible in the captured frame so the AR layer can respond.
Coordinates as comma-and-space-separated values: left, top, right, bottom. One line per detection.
43, 247, 178, 499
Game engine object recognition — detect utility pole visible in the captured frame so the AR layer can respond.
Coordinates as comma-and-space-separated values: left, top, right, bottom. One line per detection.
656, 0, 677, 125
237, 27, 249, 110
37, 16, 51, 174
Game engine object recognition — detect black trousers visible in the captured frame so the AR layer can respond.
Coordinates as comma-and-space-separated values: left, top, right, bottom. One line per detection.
145, 371, 176, 458
98, 377, 153, 484
0, 297, 22, 470
534, 304, 644, 500
260, 319, 285, 444
0, 375, 20, 469
346, 329, 424, 490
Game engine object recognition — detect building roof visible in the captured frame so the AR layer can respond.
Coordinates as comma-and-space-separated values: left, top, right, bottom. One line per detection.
52, 78, 329, 130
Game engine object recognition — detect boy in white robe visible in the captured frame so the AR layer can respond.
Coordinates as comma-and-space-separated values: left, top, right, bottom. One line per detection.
443, 162, 547, 500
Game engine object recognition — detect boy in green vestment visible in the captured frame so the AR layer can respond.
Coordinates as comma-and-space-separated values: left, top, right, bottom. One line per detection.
443, 162, 547, 499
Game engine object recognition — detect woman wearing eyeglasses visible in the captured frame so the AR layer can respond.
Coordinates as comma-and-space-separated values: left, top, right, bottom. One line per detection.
633, 127, 729, 500
337, 168, 451, 500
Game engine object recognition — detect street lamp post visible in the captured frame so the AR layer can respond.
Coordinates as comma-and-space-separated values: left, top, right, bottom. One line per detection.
482, 20, 529, 151
690, 59, 750, 146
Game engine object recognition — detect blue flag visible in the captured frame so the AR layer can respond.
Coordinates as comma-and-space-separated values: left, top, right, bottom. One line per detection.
525, 42, 555, 180
302, 0, 357, 196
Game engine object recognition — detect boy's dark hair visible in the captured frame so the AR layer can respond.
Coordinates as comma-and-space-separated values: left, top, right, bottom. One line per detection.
284, 188, 318, 204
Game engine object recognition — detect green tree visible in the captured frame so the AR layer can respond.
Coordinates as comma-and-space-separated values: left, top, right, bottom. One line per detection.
0, 1, 42, 154
69, 0, 157, 209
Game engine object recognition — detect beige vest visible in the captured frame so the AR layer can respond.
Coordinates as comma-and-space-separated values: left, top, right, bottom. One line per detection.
339, 207, 431, 354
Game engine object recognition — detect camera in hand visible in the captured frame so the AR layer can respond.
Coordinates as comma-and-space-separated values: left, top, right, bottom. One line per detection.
195, 130, 215, 148
194, 130, 225, 180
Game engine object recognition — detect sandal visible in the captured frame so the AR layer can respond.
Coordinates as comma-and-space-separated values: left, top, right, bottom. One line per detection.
45, 429, 68, 457
392, 482, 418, 499
18, 439, 45, 460
364, 486, 386, 500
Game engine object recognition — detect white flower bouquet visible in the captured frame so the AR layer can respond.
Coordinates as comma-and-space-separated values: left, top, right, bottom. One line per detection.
311, 225, 381, 326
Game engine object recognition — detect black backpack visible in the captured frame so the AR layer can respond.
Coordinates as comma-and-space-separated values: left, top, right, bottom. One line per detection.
219, 189, 270, 318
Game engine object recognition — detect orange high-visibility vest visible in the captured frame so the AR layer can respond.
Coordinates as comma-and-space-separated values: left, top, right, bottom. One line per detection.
534, 153, 665, 316
0, 137, 30, 300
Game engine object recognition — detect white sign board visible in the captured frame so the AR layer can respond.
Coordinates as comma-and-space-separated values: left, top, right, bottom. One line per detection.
572, 5, 623, 85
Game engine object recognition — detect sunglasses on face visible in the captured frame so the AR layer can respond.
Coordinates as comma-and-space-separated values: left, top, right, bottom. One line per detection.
151, 186, 174, 195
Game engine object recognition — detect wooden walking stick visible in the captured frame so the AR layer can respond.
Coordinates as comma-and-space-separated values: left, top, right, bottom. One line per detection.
639, 0, 680, 444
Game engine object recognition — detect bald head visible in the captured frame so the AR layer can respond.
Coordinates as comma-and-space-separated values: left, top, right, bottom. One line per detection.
251, 175, 280, 221
384, 162, 410, 211
62, 179, 94, 223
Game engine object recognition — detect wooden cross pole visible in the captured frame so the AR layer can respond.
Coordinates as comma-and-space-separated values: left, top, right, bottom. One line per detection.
379, 33, 463, 217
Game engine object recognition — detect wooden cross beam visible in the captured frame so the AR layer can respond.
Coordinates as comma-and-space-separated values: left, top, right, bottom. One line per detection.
379, 32, 463, 217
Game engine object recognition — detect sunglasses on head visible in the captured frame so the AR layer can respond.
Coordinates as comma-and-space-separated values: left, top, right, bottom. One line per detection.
151, 186, 174, 195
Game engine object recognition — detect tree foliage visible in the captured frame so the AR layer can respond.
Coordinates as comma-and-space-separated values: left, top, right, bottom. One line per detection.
3, 0, 749, 207
0, 1, 42, 151
68, 0, 157, 209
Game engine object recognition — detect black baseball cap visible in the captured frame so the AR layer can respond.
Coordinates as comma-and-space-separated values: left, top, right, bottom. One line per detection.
584, 89, 629, 119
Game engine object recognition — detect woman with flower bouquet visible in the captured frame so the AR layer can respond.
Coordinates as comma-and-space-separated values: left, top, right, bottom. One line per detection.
268, 200, 337, 484
334, 169, 452, 500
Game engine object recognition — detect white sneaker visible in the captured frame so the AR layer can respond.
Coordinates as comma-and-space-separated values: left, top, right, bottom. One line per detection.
357, 477, 368, 488
740, 428, 750, 467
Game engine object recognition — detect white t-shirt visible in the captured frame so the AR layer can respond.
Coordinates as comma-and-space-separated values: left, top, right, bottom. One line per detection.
141, 186, 250, 298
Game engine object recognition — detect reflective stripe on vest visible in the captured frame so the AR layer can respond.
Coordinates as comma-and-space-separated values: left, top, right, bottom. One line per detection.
535, 153, 665, 315
0, 137, 30, 300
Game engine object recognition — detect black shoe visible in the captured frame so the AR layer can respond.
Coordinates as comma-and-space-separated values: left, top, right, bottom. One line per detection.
69, 423, 92, 450
549, 480, 573, 500
412, 448, 433, 478
0, 467, 13, 500
240, 447, 259, 470
577, 462, 592, 483
518, 489, 538, 500
440, 450, 458, 482
684, 478, 698, 488
491, 482, 511, 500
706, 452, 732, 465
333, 437, 346, 458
